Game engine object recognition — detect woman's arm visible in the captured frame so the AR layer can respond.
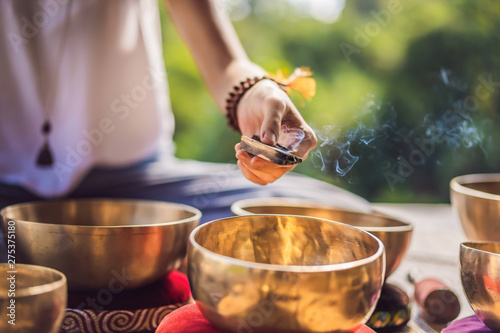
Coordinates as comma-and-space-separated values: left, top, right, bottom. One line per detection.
165, 0, 262, 110
164, 0, 317, 185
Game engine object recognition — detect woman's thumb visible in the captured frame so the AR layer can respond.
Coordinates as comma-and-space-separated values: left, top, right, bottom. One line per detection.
260, 99, 285, 145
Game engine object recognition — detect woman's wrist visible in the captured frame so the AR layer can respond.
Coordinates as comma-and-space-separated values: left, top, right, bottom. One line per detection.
224, 66, 316, 133
225, 77, 285, 133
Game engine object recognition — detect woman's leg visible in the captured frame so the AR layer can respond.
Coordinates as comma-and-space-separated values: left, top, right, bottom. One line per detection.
67, 158, 371, 223
0, 157, 370, 262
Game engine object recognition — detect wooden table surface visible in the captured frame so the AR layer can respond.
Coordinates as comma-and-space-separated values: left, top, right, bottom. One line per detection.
372, 203, 473, 333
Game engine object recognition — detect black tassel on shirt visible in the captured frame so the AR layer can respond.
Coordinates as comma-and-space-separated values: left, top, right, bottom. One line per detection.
36, 121, 54, 167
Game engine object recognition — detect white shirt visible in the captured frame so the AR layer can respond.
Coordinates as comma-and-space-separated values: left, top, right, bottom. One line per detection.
0, 0, 175, 197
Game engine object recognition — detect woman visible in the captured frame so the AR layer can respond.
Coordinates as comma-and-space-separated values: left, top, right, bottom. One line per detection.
0, 0, 368, 226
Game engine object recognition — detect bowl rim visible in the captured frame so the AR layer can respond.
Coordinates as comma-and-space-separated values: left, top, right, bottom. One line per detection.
0, 198, 202, 229
451, 174, 500, 201
230, 197, 413, 233
0, 263, 67, 298
189, 214, 386, 273
460, 241, 500, 257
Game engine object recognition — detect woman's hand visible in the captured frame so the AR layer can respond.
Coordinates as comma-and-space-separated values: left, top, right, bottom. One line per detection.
165, 0, 315, 185
235, 79, 317, 185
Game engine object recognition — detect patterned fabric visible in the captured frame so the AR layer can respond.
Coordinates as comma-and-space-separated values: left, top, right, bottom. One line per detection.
60, 302, 189, 333
60, 270, 192, 333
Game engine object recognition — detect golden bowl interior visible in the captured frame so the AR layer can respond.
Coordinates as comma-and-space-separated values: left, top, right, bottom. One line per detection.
0, 263, 67, 333
463, 182, 500, 195
0, 199, 201, 291
460, 242, 500, 331
451, 174, 500, 241
195, 215, 382, 267
188, 215, 385, 333
231, 197, 412, 278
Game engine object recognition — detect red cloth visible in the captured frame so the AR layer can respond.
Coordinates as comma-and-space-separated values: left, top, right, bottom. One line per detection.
442, 315, 493, 332
68, 270, 191, 311
156, 303, 376, 333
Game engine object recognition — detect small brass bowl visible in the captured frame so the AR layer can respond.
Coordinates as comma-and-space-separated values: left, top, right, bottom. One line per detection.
188, 215, 385, 333
460, 242, 500, 331
450, 174, 500, 241
231, 197, 412, 278
0, 199, 201, 291
0, 263, 67, 333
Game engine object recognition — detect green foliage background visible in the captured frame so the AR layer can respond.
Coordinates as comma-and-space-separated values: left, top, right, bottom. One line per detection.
159, 0, 500, 203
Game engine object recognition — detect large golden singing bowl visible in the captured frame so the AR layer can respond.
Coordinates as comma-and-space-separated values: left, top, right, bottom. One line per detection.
231, 197, 412, 278
0, 263, 67, 333
188, 215, 386, 333
460, 242, 500, 331
0, 199, 201, 291
451, 174, 500, 241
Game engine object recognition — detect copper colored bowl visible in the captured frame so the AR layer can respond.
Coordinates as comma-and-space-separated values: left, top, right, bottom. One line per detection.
451, 174, 500, 241
0, 263, 67, 333
460, 242, 500, 331
231, 197, 412, 278
188, 215, 385, 333
0, 199, 201, 291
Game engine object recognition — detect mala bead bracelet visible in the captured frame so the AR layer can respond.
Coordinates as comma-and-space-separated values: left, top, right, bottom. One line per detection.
224, 67, 315, 133
225, 77, 286, 133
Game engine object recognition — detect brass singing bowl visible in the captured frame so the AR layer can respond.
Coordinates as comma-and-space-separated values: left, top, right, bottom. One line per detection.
0, 263, 67, 333
188, 215, 386, 333
231, 197, 412, 278
451, 174, 500, 241
0, 199, 201, 291
460, 242, 500, 331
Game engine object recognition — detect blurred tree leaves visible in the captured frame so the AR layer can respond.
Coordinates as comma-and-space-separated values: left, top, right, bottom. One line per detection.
160, 0, 500, 203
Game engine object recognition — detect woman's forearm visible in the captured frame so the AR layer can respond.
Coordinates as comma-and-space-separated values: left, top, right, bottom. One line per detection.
164, 0, 266, 112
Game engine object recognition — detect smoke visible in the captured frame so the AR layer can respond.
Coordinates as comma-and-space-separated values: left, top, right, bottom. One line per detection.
311, 98, 395, 182
309, 69, 489, 184
422, 113, 485, 152
280, 124, 306, 151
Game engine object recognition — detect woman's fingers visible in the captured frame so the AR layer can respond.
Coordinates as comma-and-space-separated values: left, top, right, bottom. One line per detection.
259, 93, 286, 146
279, 103, 318, 158
236, 160, 268, 185
235, 146, 293, 185
233, 79, 318, 185
237, 79, 287, 140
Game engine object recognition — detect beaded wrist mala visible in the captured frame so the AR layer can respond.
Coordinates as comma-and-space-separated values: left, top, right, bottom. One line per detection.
224, 67, 315, 133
